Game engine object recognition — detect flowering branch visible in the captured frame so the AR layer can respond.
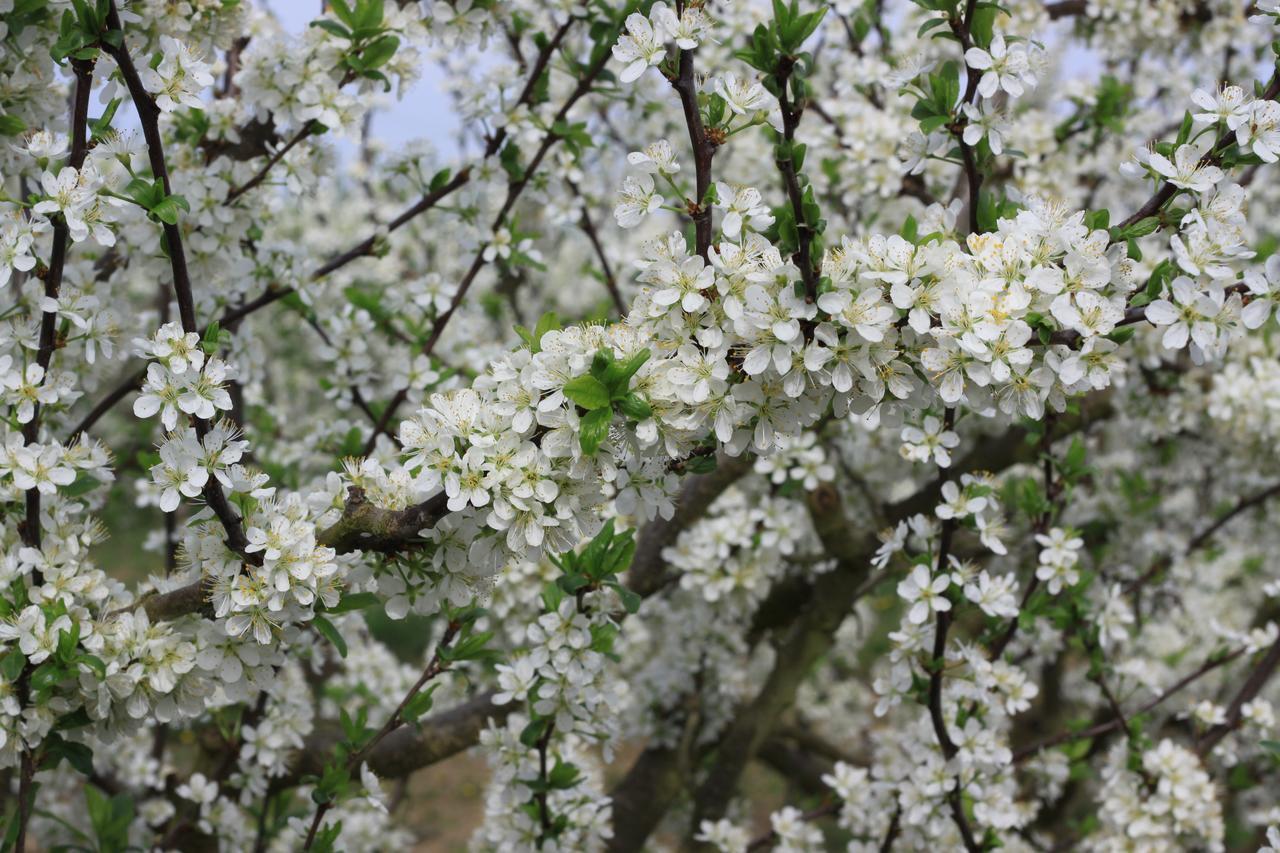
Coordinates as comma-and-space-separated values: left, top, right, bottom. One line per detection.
1117, 73, 1280, 231
11, 53, 96, 853
774, 55, 820, 300
101, 2, 251, 555
360, 24, 622, 452
949, 0, 984, 235
1198, 634, 1280, 755
1013, 647, 1246, 762
300, 620, 461, 849
670, 32, 716, 258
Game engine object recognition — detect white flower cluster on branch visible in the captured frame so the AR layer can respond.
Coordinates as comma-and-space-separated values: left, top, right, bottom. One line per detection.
2, 0, 1280, 851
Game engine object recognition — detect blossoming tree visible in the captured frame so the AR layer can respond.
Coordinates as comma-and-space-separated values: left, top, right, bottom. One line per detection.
3, 0, 1280, 849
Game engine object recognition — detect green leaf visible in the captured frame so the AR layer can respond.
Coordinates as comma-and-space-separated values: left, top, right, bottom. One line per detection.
198, 320, 221, 354
329, 0, 357, 27
150, 195, 186, 225
86, 785, 134, 851
313, 614, 347, 658
557, 573, 590, 593
1175, 110, 1193, 146
1145, 260, 1173, 300
918, 16, 948, 38
1, 650, 26, 681
605, 580, 642, 614
784, 7, 827, 50
547, 759, 582, 789
355, 0, 384, 29
589, 348, 616, 381
969, 5, 998, 48
686, 452, 718, 474
540, 580, 565, 613
0, 115, 27, 136
519, 716, 550, 748
88, 98, 123, 142
1083, 208, 1109, 231
533, 311, 560, 341
919, 113, 949, 135
54, 708, 93, 732
311, 19, 352, 38
609, 348, 650, 389
934, 61, 960, 112
900, 215, 919, 243
578, 407, 612, 455
1119, 216, 1160, 239
402, 683, 439, 721
42, 734, 94, 775
551, 119, 593, 155
1061, 436, 1087, 478
428, 167, 453, 192
56, 622, 81, 660
1106, 326, 1136, 344
30, 662, 69, 692
360, 34, 399, 70
517, 311, 560, 353
325, 592, 380, 613
976, 192, 997, 234
499, 141, 524, 182
441, 630, 495, 663
563, 375, 612, 410
580, 519, 614, 573
125, 176, 159, 206
616, 393, 652, 421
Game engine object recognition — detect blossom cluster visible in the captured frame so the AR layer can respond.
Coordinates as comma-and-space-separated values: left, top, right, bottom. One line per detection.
3, 0, 1280, 851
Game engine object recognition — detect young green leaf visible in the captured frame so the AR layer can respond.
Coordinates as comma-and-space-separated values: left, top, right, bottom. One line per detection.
563, 375, 612, 410
578, 407, 612, 455
313, 614, 347, 658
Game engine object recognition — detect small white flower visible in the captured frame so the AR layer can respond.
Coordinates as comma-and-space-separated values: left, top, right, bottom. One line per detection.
614, 173, 664, 228
612, 11, 666, 83
897, 564, 952, 624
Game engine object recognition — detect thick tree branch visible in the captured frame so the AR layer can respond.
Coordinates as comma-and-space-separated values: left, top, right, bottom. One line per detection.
686, 483, 881, 841
607, 747, 685, 853
537, 394, 1119, 851
627, 452, 754, 597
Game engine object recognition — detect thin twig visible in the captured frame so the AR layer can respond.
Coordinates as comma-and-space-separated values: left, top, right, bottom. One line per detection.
922, 408, 981, 853
1197, 635, 1280, 755
13, 57, 95, 853
949, 0, 984, 235
670, 43, 716, 259
1116, 73, 1280, 231
744, 801, 839, 851
568, 179, 626, 315
359, 30, 619, 454
301, 622, 460, 849
774, 56, 820, 301
1013, 647, 1244, 762
103, 1, 251, 556
224, 122, 318, 203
